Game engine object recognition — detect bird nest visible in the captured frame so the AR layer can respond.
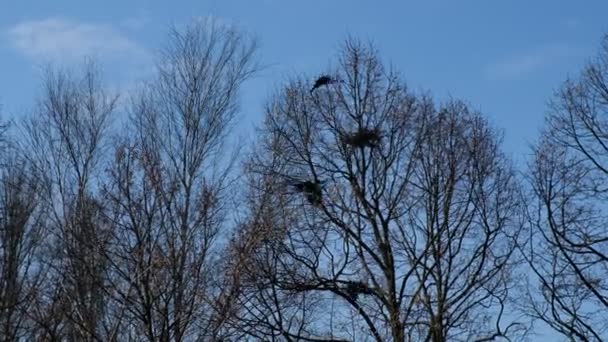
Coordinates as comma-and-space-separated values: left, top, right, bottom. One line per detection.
341, 127, 381, 148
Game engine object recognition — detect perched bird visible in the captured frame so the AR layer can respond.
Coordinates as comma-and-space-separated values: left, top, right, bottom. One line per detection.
342, 127, 382, 148
290, 179, 325, 207
310, 75, 342, 93
343, 280, 374, 301
305, 190, 323, 207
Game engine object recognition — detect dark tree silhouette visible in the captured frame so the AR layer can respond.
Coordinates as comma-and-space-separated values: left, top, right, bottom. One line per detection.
522, 34, 608, 341
230, 39, 527, 342
0, 149, 46, 341
100, 18, 258, 341
22, 61, 117, 341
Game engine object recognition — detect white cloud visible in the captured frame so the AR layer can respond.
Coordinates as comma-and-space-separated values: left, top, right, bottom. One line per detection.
484, 43, 583, 80
6, 17, 147, 62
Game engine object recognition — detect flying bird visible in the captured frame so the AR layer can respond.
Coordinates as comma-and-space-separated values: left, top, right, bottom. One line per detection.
310, 75, 342, 93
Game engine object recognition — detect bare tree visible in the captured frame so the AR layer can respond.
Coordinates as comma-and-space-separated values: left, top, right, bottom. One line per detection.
232, 39, 526, 342
523, 34, 608, 341
22, 60, 118, 341
0, 125, 47, 341
101, 18, 258, 341
0, 112, 7, 151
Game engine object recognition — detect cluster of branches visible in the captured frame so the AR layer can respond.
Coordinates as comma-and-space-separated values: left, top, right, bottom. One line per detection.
220, 40, 528, 342
0, 18, 257, 341
521, 34, 608, 341
1, 14, 607, 341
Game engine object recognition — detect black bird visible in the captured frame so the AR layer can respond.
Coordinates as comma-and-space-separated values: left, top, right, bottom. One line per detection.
310, 75, 341, 93
343, 280, 374, 301
305, 190, 323, 207
290, 179, 325, 207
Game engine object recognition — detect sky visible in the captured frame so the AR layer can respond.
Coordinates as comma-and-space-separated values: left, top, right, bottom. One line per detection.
1, 1, 608, 166
1, 1, 607, 339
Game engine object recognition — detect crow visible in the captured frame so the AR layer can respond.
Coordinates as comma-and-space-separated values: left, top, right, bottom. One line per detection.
290, 179, 325, 207
310, 75, 342, 93
343, 280, 374, 301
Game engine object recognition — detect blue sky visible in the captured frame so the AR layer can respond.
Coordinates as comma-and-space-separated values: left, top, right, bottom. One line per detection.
1, 1, 608, 165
